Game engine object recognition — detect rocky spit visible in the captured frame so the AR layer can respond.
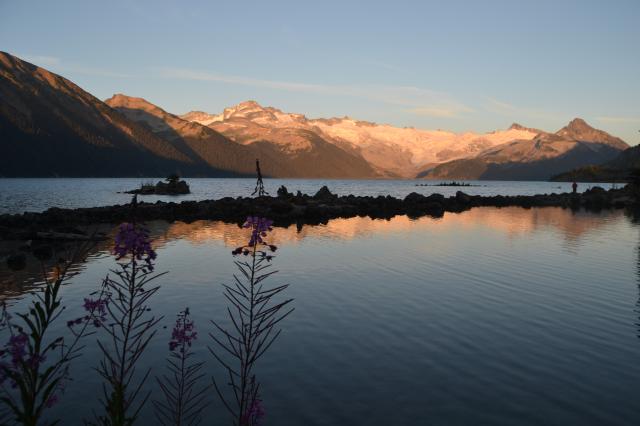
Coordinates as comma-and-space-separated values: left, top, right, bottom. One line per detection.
2, 184, 638, 270
1, 184, 637, 242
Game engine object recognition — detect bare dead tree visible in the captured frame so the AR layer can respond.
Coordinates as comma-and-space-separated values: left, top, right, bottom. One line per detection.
251, 160, 268, 197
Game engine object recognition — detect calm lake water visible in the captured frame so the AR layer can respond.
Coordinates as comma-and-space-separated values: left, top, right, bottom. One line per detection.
1, 206, 639, 425
0, 178, 618, 214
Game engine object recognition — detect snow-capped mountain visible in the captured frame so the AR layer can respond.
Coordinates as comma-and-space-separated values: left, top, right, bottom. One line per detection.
180, 101, 629, 180
181, 101, 541, 177
0, 49, 629, 180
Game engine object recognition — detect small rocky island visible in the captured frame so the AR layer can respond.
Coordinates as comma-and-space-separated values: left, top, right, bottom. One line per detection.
125, 175, 190, 195
415, 181, 480, 187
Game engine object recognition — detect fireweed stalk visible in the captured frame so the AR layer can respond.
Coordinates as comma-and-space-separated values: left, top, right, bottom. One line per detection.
0, 244, 96, 426
210, 217, 293, 426
153, 308, 208, 426
88, 222, 164, 426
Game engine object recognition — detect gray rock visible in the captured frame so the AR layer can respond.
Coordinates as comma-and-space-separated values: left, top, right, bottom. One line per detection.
456, 191, 471, 204
404, 192, 426, 204
277, 185, 291, 199
314, 186, 335, 200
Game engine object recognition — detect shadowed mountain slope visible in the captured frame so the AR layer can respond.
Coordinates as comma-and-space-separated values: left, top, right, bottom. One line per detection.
105, 94, 290, 177
0, 51, 206, 177
110, 96, 378, 178
552, 142, 640, 182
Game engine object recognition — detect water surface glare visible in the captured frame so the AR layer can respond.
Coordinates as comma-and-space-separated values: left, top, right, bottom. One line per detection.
0, 206, 638, 425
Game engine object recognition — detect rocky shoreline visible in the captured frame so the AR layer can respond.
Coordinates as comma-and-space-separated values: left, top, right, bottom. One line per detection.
1, 185, 637, 243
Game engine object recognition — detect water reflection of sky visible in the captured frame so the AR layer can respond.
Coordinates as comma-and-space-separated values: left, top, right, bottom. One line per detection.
1, 206, 639, 425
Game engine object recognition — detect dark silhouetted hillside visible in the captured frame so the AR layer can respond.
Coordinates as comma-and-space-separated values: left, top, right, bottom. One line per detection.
0, 51, 209, 177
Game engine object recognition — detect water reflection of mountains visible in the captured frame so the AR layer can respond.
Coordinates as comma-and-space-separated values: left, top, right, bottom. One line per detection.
1, 206, 628, 296
160, 206, 626, 247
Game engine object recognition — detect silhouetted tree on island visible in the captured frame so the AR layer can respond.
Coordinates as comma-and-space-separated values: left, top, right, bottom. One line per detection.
252, 159, 268, 197
166, 174, 181, 185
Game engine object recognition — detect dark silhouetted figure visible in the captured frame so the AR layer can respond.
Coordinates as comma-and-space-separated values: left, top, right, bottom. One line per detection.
252, 159, 268, 197
572, 181, 578, 194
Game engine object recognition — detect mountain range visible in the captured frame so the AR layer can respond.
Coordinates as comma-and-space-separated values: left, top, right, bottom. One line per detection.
422, 119, 628, 180
180, 102, 547, 178
0, 51, 631, 179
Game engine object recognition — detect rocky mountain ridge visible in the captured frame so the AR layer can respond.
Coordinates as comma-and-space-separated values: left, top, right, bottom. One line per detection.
181, 101, 544, 178
0, 51, 630, 180
181, 101, 629, 180
0, 51, 204, 177
418, 118, 629, 180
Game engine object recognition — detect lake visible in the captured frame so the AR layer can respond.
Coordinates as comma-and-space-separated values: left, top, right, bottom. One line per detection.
0, 178, 617, 215
1, 201, 639, 425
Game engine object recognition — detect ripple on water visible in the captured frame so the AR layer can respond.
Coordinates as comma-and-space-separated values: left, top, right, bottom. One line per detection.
0, 206, 638, 425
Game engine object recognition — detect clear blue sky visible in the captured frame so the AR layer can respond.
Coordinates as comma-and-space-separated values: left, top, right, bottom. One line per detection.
1, 0, 639, 144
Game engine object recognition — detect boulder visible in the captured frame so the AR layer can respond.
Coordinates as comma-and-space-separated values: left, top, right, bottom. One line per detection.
426, 193, 445, 203
270, 199, 294, 215
404, 192, 426, 204
314, 186, 336, 201
584, 186, 605, 195
277, 185, 292, 199
455, 191, 472, 204
425, 202, 445, 217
